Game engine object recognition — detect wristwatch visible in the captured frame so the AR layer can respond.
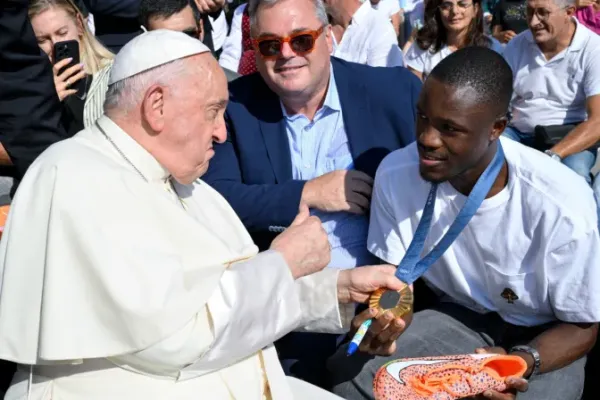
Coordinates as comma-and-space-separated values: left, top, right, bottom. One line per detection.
510, 345, 541, 378
544, 150, 562, 162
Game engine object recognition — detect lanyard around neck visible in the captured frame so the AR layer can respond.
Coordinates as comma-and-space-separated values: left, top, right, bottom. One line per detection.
396, 141, 506, 285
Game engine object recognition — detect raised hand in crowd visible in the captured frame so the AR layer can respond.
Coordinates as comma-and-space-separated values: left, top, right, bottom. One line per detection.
494, 30, 517, 44
52, 57, 85, 101
270, 204, 330, 279
301, 170, 374, 215
193, 0, 226, 13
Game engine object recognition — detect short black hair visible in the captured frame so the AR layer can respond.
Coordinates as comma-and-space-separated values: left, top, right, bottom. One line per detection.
428, 47, 514, 118
139, 0, 196, 28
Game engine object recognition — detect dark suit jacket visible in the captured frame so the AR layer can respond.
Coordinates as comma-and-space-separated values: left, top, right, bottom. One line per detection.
203, 58, 421, 249
82, 0, 141, 53
0, 0, 69, 186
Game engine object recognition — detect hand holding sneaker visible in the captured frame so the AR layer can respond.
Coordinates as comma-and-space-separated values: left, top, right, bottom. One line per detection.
373, 353, 528, 400
473, 347, 529, 400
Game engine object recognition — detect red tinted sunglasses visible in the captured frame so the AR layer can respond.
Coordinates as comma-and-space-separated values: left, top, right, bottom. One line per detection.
253, 26, 325, 59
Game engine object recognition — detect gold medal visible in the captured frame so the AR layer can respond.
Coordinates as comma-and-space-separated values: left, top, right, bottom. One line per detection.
368, 285, 413, 318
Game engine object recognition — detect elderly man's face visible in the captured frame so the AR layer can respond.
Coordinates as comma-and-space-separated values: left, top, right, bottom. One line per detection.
526, 0, 574, 46
253, 0, 333, 99
147, 5, 204, 41
159, 56, 228, 184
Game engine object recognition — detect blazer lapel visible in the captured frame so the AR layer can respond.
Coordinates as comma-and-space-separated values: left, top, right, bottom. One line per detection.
332, 59, 375, 167
257, 86, 293, 183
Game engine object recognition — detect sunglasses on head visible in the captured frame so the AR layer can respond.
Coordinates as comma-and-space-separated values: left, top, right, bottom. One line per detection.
253, 25, 325, 59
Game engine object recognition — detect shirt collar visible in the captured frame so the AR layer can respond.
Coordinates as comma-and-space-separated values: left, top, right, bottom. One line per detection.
569, 17, 590, 51
96, 116, 171, 182
280, 63, 341, 119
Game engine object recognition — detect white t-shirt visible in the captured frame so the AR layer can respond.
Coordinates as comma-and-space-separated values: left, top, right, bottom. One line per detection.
370, 0, 401, 18
367, 138, 600, 327
503, 18, 600, 133
405, 38, 503, 79
332, 1, 404, 67
209, 10, 229, 51
219, 3, 247, 72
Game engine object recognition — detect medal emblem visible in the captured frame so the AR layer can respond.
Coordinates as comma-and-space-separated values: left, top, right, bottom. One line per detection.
369, 286, 413, 318
501, 288, 519, 304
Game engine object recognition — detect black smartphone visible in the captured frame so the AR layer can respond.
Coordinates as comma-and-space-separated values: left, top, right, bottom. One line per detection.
53, 40, 86, 97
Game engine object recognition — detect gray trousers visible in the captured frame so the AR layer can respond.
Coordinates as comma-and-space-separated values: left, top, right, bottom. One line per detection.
328, 303, 586, 400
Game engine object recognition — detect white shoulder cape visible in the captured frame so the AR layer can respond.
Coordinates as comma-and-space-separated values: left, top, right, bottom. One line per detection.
0, 123, 258, 364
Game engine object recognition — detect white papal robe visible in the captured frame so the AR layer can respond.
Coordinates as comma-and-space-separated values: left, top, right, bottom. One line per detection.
0, 116, 353, 400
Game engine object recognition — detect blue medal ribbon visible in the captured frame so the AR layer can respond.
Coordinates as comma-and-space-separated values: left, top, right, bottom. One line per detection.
396, 142, 506, 285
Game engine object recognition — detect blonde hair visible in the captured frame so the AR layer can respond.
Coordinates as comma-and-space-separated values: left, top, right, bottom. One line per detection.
28, 0, 114, 75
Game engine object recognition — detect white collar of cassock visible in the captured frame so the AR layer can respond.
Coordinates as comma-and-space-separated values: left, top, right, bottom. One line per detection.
96, 116, 171, 183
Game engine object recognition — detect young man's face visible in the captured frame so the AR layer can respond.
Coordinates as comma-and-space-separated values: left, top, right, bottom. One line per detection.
148, 5, 204, 41
415, 77, 506, 183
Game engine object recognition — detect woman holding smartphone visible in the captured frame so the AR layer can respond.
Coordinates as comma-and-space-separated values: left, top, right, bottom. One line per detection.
29, 0, 114, 136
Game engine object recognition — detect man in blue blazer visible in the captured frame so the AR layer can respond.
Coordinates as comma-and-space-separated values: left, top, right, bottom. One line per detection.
202, 0, 420, 388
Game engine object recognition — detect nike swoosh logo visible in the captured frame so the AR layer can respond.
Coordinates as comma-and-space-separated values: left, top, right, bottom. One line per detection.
386, 359, 455, 385
386, 354, 496, 385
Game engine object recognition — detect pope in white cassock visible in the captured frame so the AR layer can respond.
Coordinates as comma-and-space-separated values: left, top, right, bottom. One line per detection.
0, 30, 405, 399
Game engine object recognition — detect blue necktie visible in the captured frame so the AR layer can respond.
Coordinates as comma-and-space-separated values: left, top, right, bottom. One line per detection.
396, 142, 506, 285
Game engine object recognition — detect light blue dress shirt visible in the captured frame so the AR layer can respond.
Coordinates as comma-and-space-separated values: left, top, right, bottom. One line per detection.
281, 66, 377, 269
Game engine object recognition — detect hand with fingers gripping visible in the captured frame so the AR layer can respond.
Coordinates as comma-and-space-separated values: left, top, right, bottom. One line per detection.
347, 287, 413, 356
301, 170, 375, 215
467, 347, 529, 400
52, 58, 85, 101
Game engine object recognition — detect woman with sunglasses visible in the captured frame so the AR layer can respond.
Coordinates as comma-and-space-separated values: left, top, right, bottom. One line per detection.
404, 0, 503, 80
29, 0, 114, 137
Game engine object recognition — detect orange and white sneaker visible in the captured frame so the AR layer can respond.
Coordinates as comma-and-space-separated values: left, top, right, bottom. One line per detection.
373, 353, 527, 400
0, 205, 9, 240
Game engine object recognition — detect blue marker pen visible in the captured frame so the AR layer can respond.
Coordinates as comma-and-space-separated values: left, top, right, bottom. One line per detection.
347, 319, 372, 356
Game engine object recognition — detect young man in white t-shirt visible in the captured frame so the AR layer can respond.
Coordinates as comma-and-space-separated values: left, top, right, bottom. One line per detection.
329, 47, 600, 400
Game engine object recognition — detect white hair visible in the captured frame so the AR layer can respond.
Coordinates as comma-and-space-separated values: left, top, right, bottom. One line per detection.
554, 0, 576, 7
247, 0, 329, 32
103, 58, 189, 117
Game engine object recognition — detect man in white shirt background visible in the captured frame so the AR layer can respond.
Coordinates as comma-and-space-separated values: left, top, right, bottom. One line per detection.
329, 47, 600, 400
368, 0, 402, 36
218, 2, 248, 73
502, 0, 600, 188
325, 0, 405, 67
